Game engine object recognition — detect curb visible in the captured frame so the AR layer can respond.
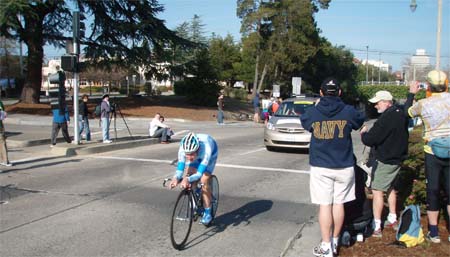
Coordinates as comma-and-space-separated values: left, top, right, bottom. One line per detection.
50, 137, 161, 156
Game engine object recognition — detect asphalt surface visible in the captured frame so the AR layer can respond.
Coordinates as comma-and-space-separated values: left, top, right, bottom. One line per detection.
0, 111, 369, 257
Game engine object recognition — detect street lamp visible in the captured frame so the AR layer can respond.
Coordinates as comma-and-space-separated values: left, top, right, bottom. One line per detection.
410, 0, 442, 69
410, 0, 417, 12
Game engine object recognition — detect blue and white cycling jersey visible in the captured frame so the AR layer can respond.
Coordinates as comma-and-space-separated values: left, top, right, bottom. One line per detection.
175, 134, 218, 183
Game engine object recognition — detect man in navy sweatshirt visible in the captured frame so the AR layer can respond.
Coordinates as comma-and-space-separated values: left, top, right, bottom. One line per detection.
301, 78, 365, 257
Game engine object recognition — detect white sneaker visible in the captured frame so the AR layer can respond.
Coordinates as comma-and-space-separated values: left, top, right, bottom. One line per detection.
1, 162, 12, 167
313, 243, 333, 257
103, 140, 112, 144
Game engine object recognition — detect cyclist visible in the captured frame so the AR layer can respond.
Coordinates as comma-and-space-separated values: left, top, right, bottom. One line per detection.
170, 132, 219, 225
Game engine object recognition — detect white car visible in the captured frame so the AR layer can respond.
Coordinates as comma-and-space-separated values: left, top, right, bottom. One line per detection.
264, 96, 318, 151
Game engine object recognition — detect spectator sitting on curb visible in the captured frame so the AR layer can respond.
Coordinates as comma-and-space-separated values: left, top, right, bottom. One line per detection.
159, 115, 174, 139
149, 113, 171, 144
50, 102, 72, 147
407, 70, 450, 243
0, 99, 12, 167
360, 90, 411, 238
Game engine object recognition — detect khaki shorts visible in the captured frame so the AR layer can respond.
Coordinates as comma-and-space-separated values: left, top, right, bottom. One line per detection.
310, 166, 355, 205
371, 161, 400, 192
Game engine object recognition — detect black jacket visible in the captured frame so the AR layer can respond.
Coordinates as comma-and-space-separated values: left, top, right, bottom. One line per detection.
361, 105, 409, 165
79, 101, 89, 118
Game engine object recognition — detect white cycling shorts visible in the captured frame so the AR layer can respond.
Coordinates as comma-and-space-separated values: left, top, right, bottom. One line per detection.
310, 165, 355, 205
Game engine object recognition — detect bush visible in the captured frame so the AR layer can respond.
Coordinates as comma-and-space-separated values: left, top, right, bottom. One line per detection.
143, 82, 152, 96
174, 78, 220, 106
356, 85, 426, 102
226, 88, 247, 101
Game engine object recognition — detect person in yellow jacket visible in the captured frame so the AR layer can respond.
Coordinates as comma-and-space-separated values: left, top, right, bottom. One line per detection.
407, 70, 450, 243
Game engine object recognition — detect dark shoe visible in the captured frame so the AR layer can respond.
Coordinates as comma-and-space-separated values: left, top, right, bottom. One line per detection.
425, 232, 441, 243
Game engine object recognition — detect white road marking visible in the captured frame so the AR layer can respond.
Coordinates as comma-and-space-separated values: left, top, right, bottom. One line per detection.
90, 156, 310, 175
174, 130, 189, 136
239, 148, 266, 155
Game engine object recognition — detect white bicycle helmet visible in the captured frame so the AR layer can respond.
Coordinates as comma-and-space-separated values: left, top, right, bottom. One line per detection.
181, 132, 200, 153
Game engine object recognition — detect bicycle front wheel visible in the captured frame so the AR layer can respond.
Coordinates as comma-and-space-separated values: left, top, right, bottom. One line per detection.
210, 175, 219, 218
170, 190, 193, 250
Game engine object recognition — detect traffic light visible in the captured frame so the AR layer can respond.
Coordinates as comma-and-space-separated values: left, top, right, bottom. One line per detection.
61, 55, 77, 72
72, 11, 86, 41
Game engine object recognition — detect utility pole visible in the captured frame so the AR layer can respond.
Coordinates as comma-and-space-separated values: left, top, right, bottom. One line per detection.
378, 52, 381, 84
435, 0, 442, 69
365, 45, 369, 84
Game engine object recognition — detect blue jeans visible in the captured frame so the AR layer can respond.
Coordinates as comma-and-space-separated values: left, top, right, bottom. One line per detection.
101, 117, 110, 141
78, 115, 91, 141
217, 109, 224, 124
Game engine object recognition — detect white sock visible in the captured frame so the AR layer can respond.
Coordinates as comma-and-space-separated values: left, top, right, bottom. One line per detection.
387, 213, 397, 223
332, 237, 339, 252
374, 219, 381, 230
321, 241, 331, 250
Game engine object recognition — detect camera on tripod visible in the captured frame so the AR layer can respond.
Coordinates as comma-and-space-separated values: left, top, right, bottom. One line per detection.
110, 102, 117, 113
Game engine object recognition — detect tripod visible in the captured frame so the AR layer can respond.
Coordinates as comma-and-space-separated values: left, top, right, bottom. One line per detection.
109, 103, 134, 140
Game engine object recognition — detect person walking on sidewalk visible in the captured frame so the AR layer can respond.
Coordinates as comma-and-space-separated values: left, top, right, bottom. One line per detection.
253, 92, 260, 123
301, 78, 365, 257
50, 102, 72, 147
407, 70, 450, 243
360, 90, 410, 238
0, 100, 12, 166
100, 94, 112, 143
217, 94, 224, 125
79, 94, 91, 141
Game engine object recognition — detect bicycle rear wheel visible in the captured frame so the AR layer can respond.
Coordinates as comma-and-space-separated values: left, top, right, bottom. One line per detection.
210, 175, 219, 218
170, 190, 193, 250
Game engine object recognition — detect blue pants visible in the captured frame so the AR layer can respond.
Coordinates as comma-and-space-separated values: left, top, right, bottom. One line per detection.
79, 115, 91, 141
217, 110, 224, 124
101, 117, 110, 141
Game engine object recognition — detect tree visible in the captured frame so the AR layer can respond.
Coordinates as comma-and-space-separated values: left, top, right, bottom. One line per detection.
236, 0, 331, 96
209, 34, 241, 86
0, 36, 20, 96
0, 0, 190, 103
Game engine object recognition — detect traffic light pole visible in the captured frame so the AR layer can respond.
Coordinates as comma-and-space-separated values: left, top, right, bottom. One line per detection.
72, 11, 81, 145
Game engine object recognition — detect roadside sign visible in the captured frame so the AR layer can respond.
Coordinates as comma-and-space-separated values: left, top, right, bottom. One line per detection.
272, 84, 280, 97
292, 77, 302, 95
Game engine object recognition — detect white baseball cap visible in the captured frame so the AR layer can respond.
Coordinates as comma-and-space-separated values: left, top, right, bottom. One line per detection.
369, 90, 393, 103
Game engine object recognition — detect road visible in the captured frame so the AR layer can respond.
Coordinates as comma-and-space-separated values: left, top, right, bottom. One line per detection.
0, 121, 366, 256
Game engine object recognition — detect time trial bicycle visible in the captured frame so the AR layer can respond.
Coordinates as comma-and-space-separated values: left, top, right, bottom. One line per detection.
163, 175, 219, 250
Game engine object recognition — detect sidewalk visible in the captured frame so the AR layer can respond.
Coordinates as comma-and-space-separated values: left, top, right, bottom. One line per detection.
3, 114, 162, 160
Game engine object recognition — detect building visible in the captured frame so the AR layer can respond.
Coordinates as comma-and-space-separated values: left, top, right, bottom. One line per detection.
410, 49, 431, 68
360, 59, 392, 73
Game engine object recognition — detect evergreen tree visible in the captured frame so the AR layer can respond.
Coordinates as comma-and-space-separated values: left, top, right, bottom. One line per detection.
0, 0, 190, 103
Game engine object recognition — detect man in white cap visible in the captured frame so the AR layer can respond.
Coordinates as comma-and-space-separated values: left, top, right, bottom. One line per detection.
360, 90, 410, 238
407, 70, 450, 243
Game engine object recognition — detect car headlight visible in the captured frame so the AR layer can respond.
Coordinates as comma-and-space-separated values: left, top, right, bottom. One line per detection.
266, 122, 275, 130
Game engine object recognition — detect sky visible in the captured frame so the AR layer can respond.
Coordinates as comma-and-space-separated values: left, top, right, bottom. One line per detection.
155, 0, 449, 72
45, 0, 450, 72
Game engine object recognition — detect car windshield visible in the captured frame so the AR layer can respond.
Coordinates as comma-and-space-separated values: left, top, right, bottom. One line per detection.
275, 100, 315, 117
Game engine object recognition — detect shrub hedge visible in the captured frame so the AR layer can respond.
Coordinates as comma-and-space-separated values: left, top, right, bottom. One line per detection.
174, 78, 221, 107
